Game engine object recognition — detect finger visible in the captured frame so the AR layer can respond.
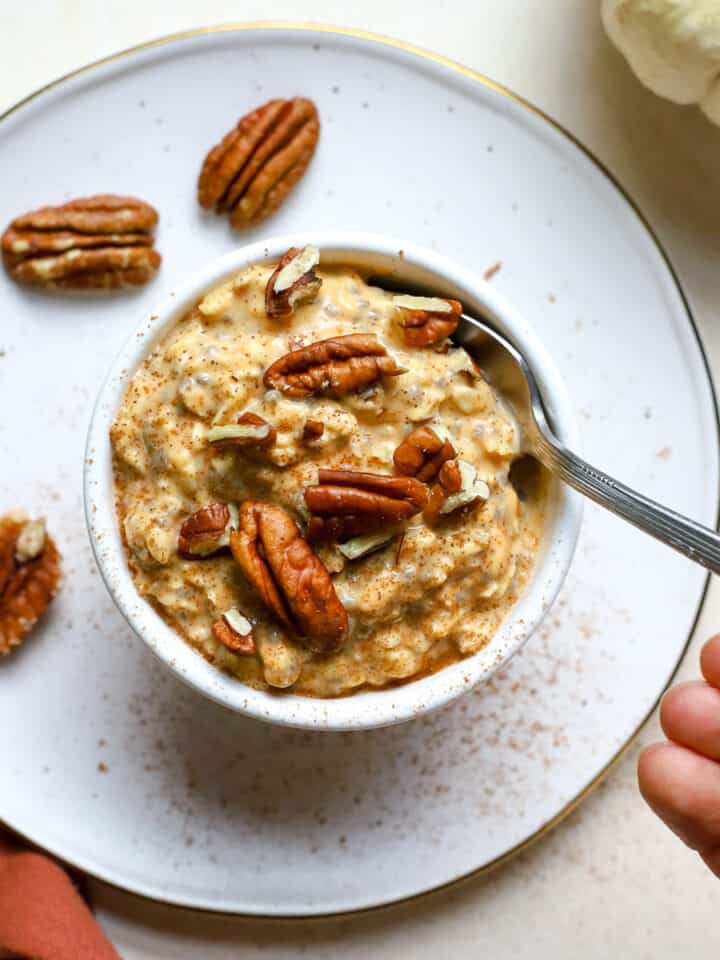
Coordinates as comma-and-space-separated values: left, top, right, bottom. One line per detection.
638, 741, 720, 877
660, 681, 720, 761
700, 634, 720, 689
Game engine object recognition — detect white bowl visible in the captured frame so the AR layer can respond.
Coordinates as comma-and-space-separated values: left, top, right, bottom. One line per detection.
85, 233, 582, 731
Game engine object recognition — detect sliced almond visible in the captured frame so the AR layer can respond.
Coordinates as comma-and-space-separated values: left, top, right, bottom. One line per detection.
392, 294, 456, 313
208, 423, 271, 443
207, 412, 276, 448
338, 530, 396, 560
224, 608, 253, 636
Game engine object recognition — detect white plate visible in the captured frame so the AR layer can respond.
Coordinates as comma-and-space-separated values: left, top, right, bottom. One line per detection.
0, 25, 716, 916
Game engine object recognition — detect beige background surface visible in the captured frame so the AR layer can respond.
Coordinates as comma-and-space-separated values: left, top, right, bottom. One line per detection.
2, 1, 719, 955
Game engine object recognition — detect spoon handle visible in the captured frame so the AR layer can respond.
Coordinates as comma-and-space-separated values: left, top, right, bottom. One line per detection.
534, 434, 720, 574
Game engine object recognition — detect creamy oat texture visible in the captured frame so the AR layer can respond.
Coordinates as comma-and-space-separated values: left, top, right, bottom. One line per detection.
111, 262, 544, 697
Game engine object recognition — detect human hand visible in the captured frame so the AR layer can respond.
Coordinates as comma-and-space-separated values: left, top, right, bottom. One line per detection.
638, 635, 720, 878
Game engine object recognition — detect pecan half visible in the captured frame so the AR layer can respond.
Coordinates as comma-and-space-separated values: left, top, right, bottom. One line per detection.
265, 245, 322, 318
302, 419, 325, 441
1, 195, 161, 289
393, 295, 462, 346
0, 514, 62, 656
424, 459, 490, 523
230, 501, 348, 654
198, 98, 320, 229
264, 334, 405, 399
212, 608, 256, 655
393, 425, 457, 482
304, 469, 427, 542
207, 413, 276, 448
177, 503, 239, 559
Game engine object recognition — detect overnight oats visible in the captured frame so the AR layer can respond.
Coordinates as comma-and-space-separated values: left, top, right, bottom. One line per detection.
110, 245, 545, 697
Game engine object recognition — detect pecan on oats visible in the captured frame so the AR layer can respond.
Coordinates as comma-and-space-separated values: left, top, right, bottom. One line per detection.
263, 334, 405, 399
393, 295, 462, 347
265, 245, 322, 318
198, 98, 320, 229
302, 419, 325, 441
0, 514, 62, 656
304, 469, 427, 543
1, 195, 161, 290
424, 459, 490, 523
393, 425, 457, 482
212, 608, 256, 655
207, 413, 276, 449
177, 503, 239, 559
424, 460, 462, 524
230, 501, 348, 654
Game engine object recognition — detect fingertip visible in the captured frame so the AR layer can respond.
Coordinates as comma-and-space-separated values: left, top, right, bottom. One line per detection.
637, 740, 720, 856
659, 682, 699, 739
659, 681, 720, 761
637, 741, 675, 809
700, 634, 720, 688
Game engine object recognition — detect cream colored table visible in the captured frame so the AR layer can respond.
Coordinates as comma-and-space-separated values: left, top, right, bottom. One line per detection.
2, 2, 719, 956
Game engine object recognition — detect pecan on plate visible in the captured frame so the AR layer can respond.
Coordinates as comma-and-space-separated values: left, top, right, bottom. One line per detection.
304, 469, 427, 542
265, 245, 322, 318
1, 195, 161, 290
212, 608, 256, 655
393, 295, 462, 347
207, 413, 276, 449
393, 425, 457, 482
0, 514, 62, 656
198, 98, 320, 229
424, 459, 490, 523
230, 501, 348, 654
263, 334, 405, 399
177, 503, 239, 559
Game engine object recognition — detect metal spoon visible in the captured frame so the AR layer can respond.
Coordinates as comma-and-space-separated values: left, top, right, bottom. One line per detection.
455, 312, 720, 574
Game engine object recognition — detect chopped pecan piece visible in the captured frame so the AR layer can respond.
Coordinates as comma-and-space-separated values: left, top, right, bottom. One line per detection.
212, 608, 256, 655
265, 245, 322, 318
302, 419, 325, 441
393, 294, 462, 347
230, 501, 348, 654
424, 459, 490, 523
264, 334, 405, 398
0, 513, 62, 656
393, 425, 457, 482
304, 469, 427, 542
198, 98, 320, 229
1, 195, 161, 289
177, 503, 239, 559
207, 413, 276, 448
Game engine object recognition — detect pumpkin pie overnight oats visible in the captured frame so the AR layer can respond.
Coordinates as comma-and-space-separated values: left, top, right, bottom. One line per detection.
110, 246, 545, 697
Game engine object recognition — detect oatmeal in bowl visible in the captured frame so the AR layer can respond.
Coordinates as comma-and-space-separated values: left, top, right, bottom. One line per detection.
86, 234, 581, 728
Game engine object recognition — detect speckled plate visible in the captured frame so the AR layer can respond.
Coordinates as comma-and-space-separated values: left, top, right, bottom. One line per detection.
0, 25, 717, 916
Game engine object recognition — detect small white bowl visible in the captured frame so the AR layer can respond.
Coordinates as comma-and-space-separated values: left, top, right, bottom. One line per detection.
85, 233, 582, 731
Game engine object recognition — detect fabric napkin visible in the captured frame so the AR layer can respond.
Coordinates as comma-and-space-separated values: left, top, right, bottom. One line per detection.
0, 837, 119, 959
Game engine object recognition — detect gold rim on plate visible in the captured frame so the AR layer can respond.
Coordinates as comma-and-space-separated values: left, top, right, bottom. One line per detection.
0, 21, 717, 919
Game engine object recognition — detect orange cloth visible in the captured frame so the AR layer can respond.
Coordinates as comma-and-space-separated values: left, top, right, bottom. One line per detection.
0, 840, 119, 959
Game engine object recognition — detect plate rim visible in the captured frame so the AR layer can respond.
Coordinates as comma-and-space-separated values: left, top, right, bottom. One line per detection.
1, 20, 718, 918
